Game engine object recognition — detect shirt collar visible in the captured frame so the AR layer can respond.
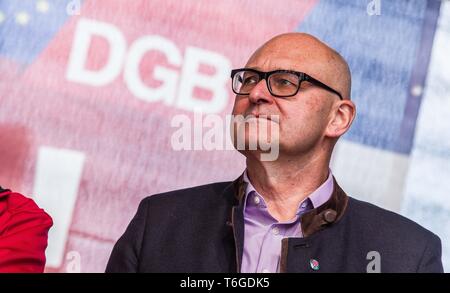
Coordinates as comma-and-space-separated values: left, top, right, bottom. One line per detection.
242, 169, 334, 212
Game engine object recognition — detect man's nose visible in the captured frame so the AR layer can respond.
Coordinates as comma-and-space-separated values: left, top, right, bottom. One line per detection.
248, 80, 274, 105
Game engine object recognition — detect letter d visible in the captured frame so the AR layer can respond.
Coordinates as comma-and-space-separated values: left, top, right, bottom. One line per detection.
66, 18, 126, 86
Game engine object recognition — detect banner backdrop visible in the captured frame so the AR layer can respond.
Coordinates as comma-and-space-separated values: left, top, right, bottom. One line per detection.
0, 0, 448, 272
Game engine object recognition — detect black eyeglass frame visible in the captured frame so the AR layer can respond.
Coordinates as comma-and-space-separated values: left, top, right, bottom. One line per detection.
230, 68, 343, 100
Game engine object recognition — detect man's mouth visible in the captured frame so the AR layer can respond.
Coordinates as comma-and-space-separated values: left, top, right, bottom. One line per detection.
244, 113, 280, 124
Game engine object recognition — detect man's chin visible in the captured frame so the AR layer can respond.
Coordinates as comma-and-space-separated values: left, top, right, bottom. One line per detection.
234, 135, 279, 150
236, 147, 281, 162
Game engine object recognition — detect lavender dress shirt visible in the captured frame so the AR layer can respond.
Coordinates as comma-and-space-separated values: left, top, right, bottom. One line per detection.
240, 170, 334, 273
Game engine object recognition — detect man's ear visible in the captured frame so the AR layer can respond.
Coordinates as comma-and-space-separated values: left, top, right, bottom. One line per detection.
325, 100, 356, 138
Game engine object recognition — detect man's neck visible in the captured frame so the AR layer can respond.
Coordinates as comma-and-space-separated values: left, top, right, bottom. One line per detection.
245, 151, 330, 222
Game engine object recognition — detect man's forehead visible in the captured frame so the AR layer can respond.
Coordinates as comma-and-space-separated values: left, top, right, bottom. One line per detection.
245, 33, 336, 69
245, 54, 316, 73
241, 33, 351, 99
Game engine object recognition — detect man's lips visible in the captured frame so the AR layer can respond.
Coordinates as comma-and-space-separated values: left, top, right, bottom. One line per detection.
244, 113, 280, 124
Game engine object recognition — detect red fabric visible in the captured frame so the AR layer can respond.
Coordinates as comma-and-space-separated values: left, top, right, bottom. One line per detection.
0, 190, 53, 273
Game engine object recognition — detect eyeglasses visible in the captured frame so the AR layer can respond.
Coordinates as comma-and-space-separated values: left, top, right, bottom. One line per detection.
230, 68, 343, 100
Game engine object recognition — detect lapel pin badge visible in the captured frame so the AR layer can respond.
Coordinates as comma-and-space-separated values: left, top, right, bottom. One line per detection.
309, 259, 320, 271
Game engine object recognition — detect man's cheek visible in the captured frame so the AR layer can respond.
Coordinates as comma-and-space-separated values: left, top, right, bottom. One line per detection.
232, 107, 243, 116
301, 95, 328, 113
231, 99, 246, 115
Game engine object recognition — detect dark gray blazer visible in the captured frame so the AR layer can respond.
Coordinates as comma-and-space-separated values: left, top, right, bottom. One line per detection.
106, 176, 443, 273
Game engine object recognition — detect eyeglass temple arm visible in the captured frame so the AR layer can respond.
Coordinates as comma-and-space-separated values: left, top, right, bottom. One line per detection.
304, 75, 343, 100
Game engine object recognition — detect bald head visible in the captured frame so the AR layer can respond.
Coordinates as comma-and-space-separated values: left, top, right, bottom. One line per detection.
232, 32, 356, 161
247, 33, 351, 100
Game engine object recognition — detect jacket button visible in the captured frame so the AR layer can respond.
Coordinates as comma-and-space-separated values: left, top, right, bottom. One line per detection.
323, 210, 337, 223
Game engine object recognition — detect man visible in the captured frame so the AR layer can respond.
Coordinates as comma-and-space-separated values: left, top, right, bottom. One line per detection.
0, 186, 53, 272
106, 33, 443, 273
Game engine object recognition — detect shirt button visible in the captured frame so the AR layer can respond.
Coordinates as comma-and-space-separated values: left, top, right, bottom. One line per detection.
272, 227, 280, 235
253, 195, 260, 205
262, 269, 270, 273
